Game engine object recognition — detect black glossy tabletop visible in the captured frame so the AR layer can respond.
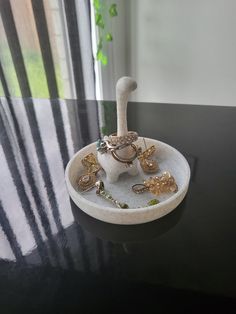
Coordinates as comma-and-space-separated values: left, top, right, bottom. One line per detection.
0, 98, 236, 313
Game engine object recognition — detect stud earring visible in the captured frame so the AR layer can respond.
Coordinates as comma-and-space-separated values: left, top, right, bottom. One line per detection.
138, 138, 159, 174
132, 171, 178, 196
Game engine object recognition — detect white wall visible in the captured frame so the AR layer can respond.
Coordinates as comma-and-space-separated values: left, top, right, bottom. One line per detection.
100, 0, 236, 106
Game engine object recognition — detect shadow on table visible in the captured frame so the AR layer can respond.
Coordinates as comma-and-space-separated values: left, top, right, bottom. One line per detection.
70, 197, 187, 243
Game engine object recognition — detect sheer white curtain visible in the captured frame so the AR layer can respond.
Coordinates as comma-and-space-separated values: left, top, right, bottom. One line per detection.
0, 0, 95, 100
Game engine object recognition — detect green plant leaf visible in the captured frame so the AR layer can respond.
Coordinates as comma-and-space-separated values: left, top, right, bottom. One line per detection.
98, 37, 103, 50
96, 49, 103, 60
93, 0, 101, 11
101, 54, 108, 65
109, 4, 118, 17
106, 33, 113, 41
101, 126, 107, 135
95, 13, 105, 28
96, 50, 108, 65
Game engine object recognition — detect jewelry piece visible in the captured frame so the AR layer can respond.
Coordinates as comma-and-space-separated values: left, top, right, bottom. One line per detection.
147, 199, 159, 206
77, 173, 97, 191
132, 171, 178, 196
105, 140, 130, 151
81, 153, 101, 174
96, 139, 108, 154
110, 143, 138, 165
97, 139, 138, 165
139, 157, 159, 173
95, 180, 129, 209
136, 198, 160, 209
138, 139, 159, 173
108, 131, 138, 146
77, 153, 102, 192
97, 139, 134, 153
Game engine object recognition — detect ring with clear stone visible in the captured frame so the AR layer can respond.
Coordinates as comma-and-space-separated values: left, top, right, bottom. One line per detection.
108, 131, 138, 146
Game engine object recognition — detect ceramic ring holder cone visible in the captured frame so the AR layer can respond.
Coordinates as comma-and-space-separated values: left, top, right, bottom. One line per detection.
97, 76, 139, 183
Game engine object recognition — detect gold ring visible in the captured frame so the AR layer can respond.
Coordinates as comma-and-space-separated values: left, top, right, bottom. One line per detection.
111, 144, 138, 164
108, 131, 138, 145
105, 141, 130, 151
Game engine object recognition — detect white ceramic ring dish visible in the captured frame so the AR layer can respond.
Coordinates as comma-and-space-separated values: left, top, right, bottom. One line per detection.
65, 137, 190, 225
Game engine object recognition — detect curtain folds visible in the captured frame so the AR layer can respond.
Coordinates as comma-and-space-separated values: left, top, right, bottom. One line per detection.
0, 97, 107, 270
0, 1, 107, 269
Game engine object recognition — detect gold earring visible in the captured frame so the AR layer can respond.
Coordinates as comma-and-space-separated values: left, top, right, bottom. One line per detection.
138, 139, 159, 173
77, 153, 102, 192
81, 153, 101, 174
139, 158, 159, 174
77, 173, 97, 191
132, 172, 178, 196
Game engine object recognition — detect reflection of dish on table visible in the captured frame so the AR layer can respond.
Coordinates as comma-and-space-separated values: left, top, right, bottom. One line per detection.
70, 198, 187, 243
65, 137, 190, 225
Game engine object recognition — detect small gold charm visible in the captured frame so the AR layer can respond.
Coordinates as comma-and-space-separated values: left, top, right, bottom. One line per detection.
132, 171, 178, 196
81, 153, 101, 174
139, 157, 159, 174
77, 173, 97, 191
138, 139, 159, 174
77, 153, 102, 192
